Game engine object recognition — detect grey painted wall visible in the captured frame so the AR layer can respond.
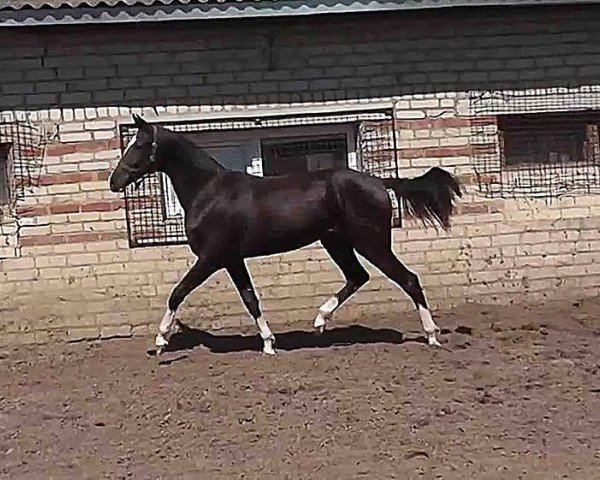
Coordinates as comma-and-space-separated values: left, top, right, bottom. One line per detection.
0, 5, 599, 110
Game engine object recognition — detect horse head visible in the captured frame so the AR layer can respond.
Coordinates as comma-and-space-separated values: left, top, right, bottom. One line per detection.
109, 114, 160, 193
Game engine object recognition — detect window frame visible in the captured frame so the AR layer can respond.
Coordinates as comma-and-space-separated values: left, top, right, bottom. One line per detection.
161, 123, 358, 220
469, 86, 600, 198
185, 122, 358, 167
497, 110, 600, 170
260, 133, 349, 176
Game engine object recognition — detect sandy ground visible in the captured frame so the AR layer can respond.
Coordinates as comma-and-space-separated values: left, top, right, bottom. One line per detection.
1, 299, 600, 480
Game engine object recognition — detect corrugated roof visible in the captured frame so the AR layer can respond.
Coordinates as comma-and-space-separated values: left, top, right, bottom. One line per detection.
0, 0, 266, 10
1, 0, 595, 9
1, 0, 599, 26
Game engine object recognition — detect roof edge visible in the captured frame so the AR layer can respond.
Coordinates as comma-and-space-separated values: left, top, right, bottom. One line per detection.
1, 0, 600, 27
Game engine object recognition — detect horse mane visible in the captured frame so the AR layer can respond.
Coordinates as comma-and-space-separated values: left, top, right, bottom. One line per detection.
159, 126, 225, 174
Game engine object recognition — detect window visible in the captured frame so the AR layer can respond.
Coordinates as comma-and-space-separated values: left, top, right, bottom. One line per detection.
161, 125, 356, 220
470, 86, 600, 198
161, 138, 262, 219
498, 111, 600, 167
261, 135, 347, 176
0, 142, 13, 206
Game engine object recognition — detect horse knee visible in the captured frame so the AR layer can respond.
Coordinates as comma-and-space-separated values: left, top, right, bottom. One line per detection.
404, 271, 420, 290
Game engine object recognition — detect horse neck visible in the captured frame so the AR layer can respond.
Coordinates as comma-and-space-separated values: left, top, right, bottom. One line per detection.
157, 133, 223, 211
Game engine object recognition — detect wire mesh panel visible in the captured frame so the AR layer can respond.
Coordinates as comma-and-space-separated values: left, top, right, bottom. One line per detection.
357, 117, 399, 178
120, 109, 395, 247
0, 120, 47, 203
470, 86, 600, 198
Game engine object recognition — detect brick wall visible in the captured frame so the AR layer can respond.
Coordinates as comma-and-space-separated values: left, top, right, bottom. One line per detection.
2, 5, 600, 345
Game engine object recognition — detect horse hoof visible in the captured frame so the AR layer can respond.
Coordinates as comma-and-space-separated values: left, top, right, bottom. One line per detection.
262, 336, 276, 355
155, 333, 168, 355
313, 316, 326, 334
427, 334, 442, 348
262, 343, 276, 355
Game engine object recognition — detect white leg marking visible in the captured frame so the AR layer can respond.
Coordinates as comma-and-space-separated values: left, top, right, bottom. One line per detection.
159, 309, 176, 335
155, 333, 169, 350
262, 337, 276, 356
418, 305, 442, 347
256, 316, 276, 355
314, 296, 339, 332
155, 308, 176, 353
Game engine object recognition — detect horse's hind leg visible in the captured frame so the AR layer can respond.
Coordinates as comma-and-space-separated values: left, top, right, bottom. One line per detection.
356, 243, 442, 347
156, 257, 217, 354
314, 235, 370, 333
227, 260, 276, 355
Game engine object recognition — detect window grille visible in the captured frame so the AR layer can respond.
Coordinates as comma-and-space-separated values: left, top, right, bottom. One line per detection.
499, 112, 600, 167
0, 120, 47, 203
470, 86, 600, 198
261, 135, 348, 176
357, 118, 400, 178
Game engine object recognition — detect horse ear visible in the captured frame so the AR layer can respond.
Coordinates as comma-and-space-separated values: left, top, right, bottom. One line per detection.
132, 113, 152, 134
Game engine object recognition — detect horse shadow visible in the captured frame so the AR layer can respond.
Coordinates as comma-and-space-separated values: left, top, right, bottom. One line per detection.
147, 322, 444, 358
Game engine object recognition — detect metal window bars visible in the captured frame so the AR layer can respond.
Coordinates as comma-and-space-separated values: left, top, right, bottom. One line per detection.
470, 86, 600, 198
0, 120, 47, 204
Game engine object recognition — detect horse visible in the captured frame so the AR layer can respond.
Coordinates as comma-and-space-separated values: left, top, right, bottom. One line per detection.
109, 114, 462, 356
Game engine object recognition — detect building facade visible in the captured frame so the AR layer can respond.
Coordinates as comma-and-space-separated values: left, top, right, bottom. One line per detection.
1, 0, 600, 344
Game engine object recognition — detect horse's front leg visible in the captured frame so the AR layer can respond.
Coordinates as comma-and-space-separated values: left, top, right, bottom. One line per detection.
227, 260, 276, 355
156, 257, 217, 355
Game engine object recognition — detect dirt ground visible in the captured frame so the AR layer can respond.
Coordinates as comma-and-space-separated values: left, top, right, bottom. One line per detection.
1, 300, 600, 480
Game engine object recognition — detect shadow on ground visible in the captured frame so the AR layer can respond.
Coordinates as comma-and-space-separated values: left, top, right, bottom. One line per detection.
147, 322, 447, 358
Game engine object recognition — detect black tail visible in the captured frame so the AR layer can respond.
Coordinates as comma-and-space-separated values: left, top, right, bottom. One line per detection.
382, 167, 462, 230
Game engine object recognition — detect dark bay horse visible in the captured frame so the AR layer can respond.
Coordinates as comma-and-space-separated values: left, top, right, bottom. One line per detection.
109, 114, 462, 356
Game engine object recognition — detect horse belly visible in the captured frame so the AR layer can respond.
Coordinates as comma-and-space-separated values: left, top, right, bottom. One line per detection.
241, 205, 327, 257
